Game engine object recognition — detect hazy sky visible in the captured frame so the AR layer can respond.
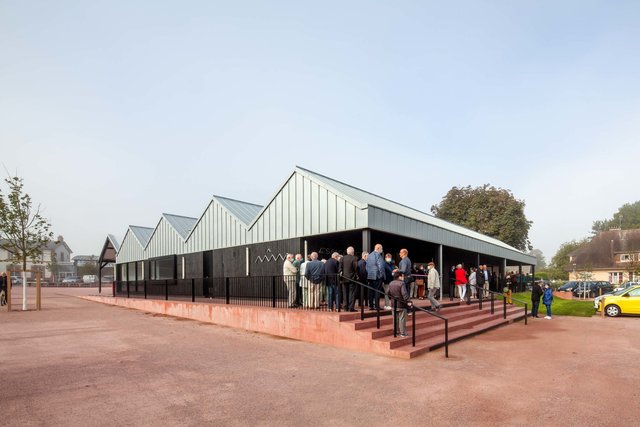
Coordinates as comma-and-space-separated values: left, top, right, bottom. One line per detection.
1, 1, 639, 262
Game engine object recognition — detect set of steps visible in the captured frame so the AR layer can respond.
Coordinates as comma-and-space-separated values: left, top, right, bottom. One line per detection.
338, 300, 527, 358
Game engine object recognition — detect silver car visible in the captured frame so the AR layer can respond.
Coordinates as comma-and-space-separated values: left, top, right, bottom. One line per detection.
613, 281, 639, 292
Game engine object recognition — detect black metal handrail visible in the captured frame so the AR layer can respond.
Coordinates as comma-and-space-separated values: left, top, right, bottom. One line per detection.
342, 276, 449, 357
467, 284, 528, 325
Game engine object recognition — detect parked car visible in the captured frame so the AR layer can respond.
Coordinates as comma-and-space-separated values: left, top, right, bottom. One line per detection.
557, 281, 581, 292
614, 281, 639, 292
62, 276, 82, 284
572, 281, 613, 298
82, 275, 98, 284
596, 285, 640, 317
594, 287, 629, 309
101, 275, 114, 283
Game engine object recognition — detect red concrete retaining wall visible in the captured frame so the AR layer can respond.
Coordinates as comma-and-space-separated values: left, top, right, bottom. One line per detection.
80, 296, 400, 358
554, 291, 574, 300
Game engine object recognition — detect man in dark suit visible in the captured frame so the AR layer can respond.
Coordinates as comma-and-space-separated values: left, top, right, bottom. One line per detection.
356, 252, 368, 309
531, 280, 543, 318
340, 246, 358, 311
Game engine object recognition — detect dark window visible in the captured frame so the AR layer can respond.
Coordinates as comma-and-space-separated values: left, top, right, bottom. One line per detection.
150, 256, 175, 280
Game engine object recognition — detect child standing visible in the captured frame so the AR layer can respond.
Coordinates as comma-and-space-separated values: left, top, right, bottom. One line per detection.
543, 283, 553, 319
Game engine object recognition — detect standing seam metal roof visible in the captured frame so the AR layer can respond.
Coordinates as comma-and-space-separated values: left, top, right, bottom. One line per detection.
129, 226, 155, 248
295, 166, 528, 255
213, 195, 263, 226
162, 214, 198, 240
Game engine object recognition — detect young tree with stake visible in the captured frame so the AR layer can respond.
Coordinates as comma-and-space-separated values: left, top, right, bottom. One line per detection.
0, 176, 53, 311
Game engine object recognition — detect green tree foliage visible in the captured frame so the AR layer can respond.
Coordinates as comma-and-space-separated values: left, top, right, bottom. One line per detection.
548, 239, 589, 280
0, 176, 54, 272
430, 184, 532, 251
529, 248, 547, 269
592, 200, 640, 233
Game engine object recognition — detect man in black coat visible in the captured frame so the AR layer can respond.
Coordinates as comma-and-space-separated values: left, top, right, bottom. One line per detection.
340, 246, 358, 312
531, 280, 543, 318
356, 252, 368, 310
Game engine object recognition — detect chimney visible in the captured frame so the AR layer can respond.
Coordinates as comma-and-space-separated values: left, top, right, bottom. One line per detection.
611, 239, 614, 263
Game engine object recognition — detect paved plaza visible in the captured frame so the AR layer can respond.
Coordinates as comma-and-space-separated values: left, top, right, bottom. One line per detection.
1, 287, 638, 426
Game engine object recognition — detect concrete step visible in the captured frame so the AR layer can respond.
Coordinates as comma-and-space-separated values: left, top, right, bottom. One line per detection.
381, 309, 525, 349
389, 311, 527, 358
342, 302, 486, 330
333, 299, 528, 358
351, 303, 523, 337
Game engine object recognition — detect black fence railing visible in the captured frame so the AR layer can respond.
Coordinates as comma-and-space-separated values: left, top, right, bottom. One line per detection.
114, 274, 452, 357
115, 274, 367, 312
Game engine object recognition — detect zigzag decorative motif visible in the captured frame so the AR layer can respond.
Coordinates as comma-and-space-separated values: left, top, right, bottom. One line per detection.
254, 248, 286, 264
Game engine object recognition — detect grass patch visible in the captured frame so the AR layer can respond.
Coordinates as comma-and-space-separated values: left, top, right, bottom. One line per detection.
508, 292, 596, 317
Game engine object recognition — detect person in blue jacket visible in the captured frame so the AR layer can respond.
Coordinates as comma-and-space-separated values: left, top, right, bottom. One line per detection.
543, 283, 553, 319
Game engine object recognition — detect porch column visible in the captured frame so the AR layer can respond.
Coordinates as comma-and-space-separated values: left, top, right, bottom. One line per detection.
502, 258, 507, 286
532, 265, 536, 285
362, 229, 371, 254
98, 263, 103, 294
518, 264, 523, 292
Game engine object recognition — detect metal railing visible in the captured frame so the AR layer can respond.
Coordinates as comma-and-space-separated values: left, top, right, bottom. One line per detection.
464, 284, 528, 325
114, 274, 451, 357
342, 276, 449, 357
115, 274, 357, 312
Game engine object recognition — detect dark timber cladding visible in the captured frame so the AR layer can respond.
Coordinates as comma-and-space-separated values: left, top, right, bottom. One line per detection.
211, 238, 301, 278
110, 166, 536, 289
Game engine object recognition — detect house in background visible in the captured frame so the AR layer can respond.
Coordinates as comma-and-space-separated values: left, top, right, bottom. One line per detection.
568, 229, 640, 283
0, 235, 74, 282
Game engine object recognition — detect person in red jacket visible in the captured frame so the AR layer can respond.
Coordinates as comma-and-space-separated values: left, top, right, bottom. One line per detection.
454, 264, 468, 302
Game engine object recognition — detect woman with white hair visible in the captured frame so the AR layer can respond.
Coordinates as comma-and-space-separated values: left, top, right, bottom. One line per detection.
454, 264, 468, 302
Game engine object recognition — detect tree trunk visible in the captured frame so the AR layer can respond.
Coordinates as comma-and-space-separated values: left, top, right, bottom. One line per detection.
22, 259, 27, 311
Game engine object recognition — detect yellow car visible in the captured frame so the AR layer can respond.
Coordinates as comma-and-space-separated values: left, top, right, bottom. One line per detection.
597, 285, 640, 317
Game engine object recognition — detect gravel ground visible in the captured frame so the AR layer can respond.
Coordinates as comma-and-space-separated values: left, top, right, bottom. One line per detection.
1, 287, 639, 427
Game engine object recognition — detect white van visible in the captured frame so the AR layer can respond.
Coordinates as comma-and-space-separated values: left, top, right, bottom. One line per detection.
82, 275, 98, 284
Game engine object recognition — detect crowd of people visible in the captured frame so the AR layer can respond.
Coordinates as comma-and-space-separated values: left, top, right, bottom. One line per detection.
450, 264, 499, 301
281, 245, 552, 335
281, 244, 442, 337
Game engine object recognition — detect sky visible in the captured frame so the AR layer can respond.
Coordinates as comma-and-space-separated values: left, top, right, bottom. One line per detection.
1, 1, 639, 262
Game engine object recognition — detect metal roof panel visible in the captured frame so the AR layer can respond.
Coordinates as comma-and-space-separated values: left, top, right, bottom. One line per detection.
162, 214, 198, 240
296, 166, 532, 258
213, 196, 263, 226
129, 226, 154, 247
